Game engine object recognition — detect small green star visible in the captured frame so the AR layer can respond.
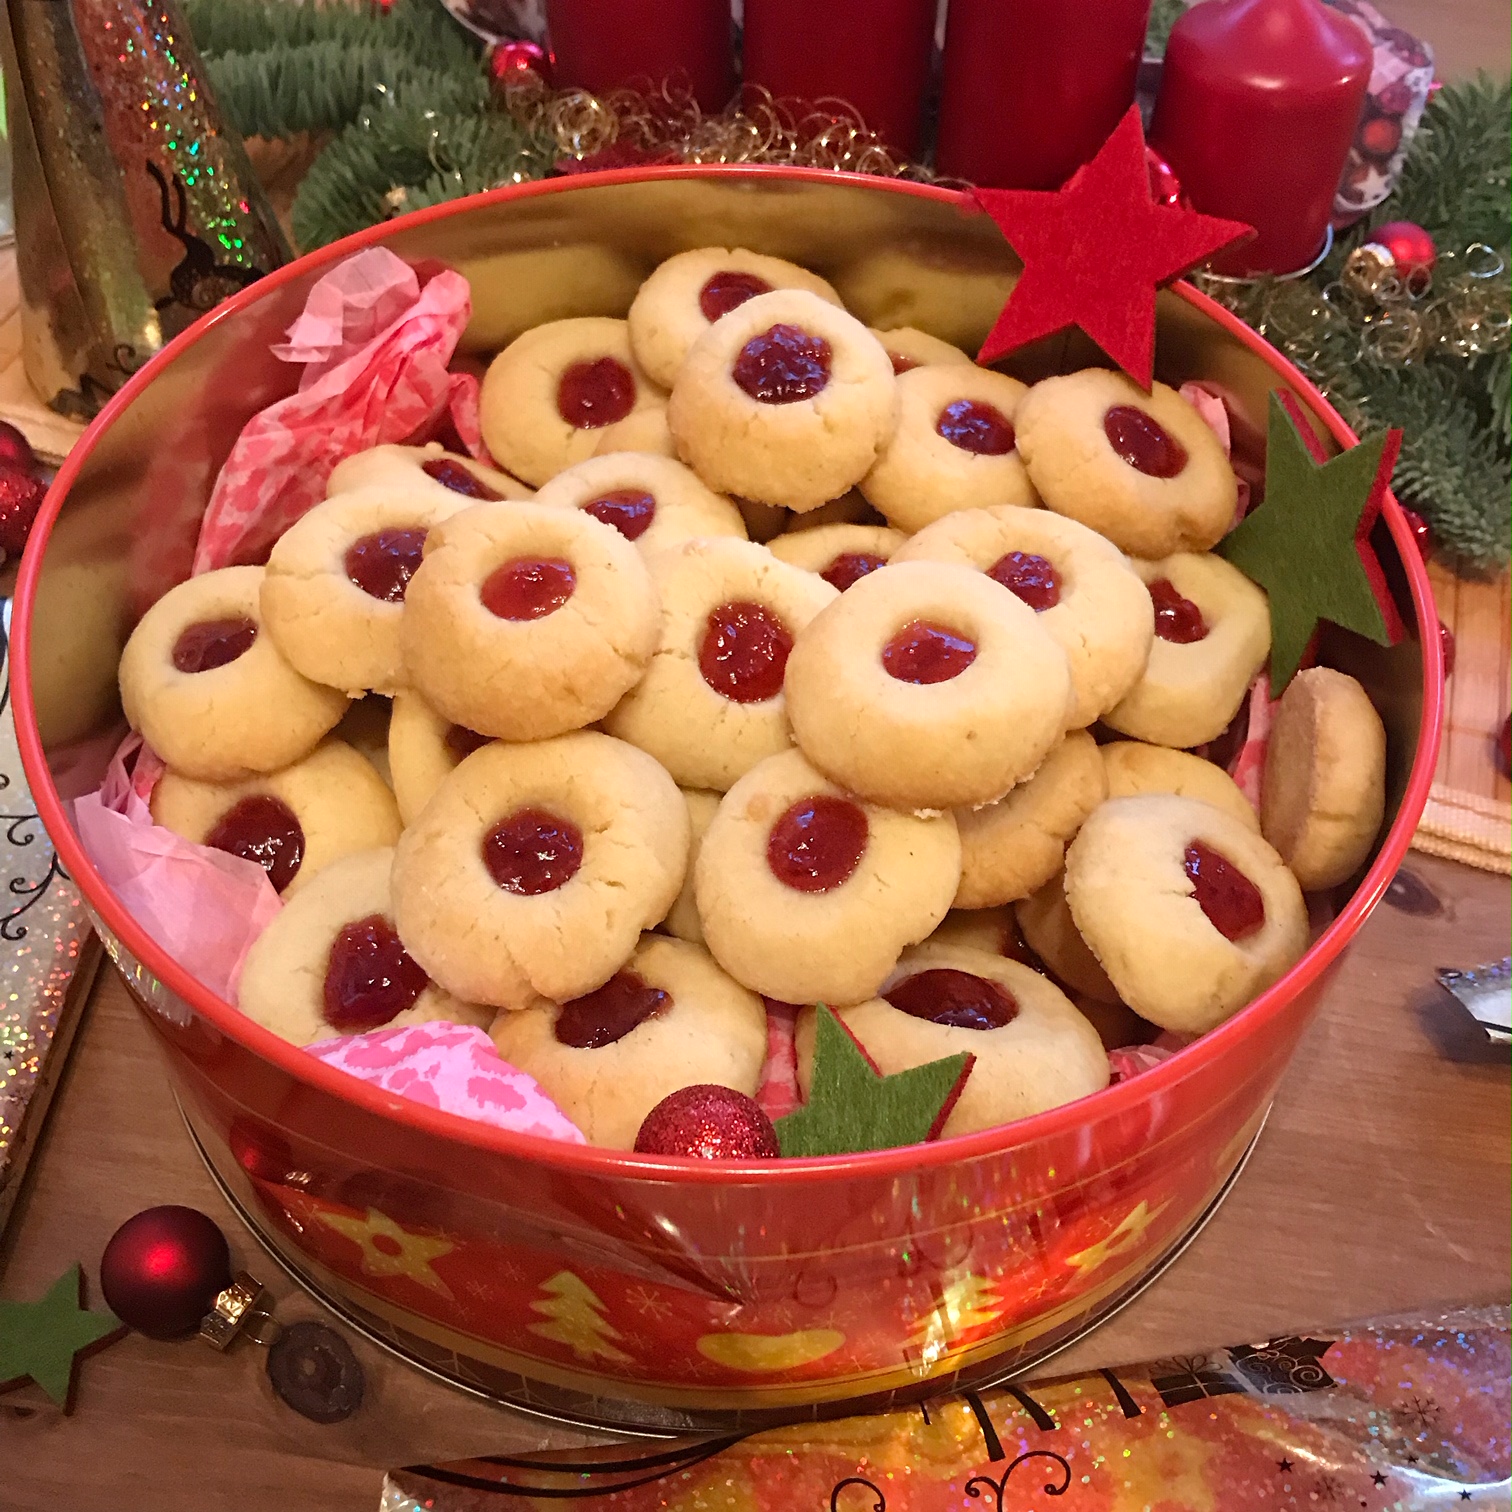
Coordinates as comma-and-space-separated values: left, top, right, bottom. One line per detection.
775, 1006, 973, 1157
1219, 391, 1403, 693
0, 1266, 123, 1409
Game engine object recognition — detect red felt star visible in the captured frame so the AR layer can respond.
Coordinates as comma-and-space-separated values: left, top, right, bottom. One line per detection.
973, 106, 1253, 388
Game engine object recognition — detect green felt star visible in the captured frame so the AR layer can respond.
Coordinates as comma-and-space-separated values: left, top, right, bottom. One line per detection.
0, 1266, 123, 1409
775, 1006, 974, 1158
1219, 391, 1404, 693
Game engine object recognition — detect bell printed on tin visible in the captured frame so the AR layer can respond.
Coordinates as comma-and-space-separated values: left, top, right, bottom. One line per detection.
0, 0, 289, 420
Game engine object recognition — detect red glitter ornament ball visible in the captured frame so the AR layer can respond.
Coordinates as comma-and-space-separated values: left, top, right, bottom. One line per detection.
1399, 505, 1433, 560
1438, 618, 1456, 680
0, 421, 36, 474
0, 469, 46, 559
488, 39, 552, 93
1366, 220, 1436, 292
99, 1206, 233, 1339
634, 1085, 781, 1160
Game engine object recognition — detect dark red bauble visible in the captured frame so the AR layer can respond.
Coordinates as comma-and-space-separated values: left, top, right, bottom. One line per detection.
635, 1085, 780, 1159
1143, 145, 1185, 210
1367, 220, 1436, 289
0, 421, 35, 474
1438, 618, 1456, 680
489, 39, 552, 92
99, 1206, 232, 1339
0, 469, 46, 559
1498, 715, 1510, 780
1399, 505, 1433, 560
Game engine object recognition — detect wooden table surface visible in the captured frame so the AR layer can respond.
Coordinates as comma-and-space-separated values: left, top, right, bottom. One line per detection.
0, 851, 1505, 1512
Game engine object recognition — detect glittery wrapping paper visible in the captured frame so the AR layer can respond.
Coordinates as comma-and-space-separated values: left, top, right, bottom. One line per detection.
0, 605, 100, 1233
382, 1306, 1510, 1510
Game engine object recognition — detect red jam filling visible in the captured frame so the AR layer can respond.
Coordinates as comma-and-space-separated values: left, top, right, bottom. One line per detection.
1149, 577, 1208, 643
988, 550, 1062, 611
698, 601, 793, 703
322, 914, 429, 1031
821, 552, 888, 592
766, 796, 868, 893
344, 527, 428, 604
884, 969, 1018, 1030
582, 489, 656, 541
556, 357, 636, 430
480, 557, 576, 621
1103, 405, 1189, 478
420, 457, 502, 500
483, 808, 583, 896
888, 351, 920, 375
936, 399, 1015, 456
698, 270, 773, 322
171, 617, 257, 674
204, 794, 304, 894
444, 724, 490, 761
732, 324, 832, 405
881, 620, 977, 684
1184, 841, 1266, 942
554, 970, 670, 1049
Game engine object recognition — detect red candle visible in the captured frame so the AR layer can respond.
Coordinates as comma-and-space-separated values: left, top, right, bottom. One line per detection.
934, 0, 1153, 189
740, 0, 937, 158
547, 0, 735, 114
1149, 0, 1372, 276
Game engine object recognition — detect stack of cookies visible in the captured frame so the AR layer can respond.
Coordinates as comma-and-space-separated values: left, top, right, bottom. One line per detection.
116, 247, 1390, 1153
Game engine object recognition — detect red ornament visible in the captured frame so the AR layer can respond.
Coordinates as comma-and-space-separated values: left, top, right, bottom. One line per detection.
1497, 715, 1510, 780
1399, 505, 1434, 560
973, 107, 1253, 388
1366, 220, 1436, 293
99, 1206, 232, 1339
0, 421, 36, 474
634, 1085, 781, 1159
1437, 618, 1455, 680
488, 39, 552, 93
1144, 145, 1186, 210
0, 469, 46, 559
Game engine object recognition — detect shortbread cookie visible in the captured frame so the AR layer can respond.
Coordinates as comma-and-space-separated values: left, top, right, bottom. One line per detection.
238, 849, 490, 1045
490, 934, 768, 1149
480, 318, 661, 487
662, 788, 720, 945
1260, 667, 1386, 889
955, 730, 1106, 908
868, 326, 973, 375
402, 500, 659, 742
1103, 552, 1270, 748
531, 452, 746, 558
695, 749, 960, 1005
1015, 871, 1121, 1004
860, 366, 1037, 532
795, 946, 1108, 1138
784, 560, 1071, 809
1015, 371, 1238, 558
119, 566, 349, 782
325, 442, 532, 504
593, 405, 677, 459
893, 506, 1154, 728
768, 524, 908, 593
1101, 740, 1258, 831
926, 906, 1031, 962
602, 538, 838, 790
262, 487, 460, 697
333, 695, 393, 788
779, 489, 886, 532
1065, 795, 1308, 1033
391, 732, 689, 1011
628, 247, 844, 390
387, 691, 493, 826
668, 290, 898, 512
151, 738, 401, 897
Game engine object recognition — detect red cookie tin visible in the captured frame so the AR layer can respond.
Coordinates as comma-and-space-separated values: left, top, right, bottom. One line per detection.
10, 168, 1442, 1432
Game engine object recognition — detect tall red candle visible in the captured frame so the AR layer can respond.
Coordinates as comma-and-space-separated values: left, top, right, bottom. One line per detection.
1149, 0, 1372, 276
934, 0, 1153, 189
740, 0, 937, 158
547, 0, 735, 114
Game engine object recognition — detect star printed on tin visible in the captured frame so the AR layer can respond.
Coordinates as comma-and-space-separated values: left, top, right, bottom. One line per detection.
972, 105, 1253, 388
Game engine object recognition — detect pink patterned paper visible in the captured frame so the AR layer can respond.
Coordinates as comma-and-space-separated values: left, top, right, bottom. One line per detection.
1108, 1044, 1176, 1083
756, 1000, 801, 1121
191, 248, 482, 573
1228, 673, 1276, 811
307, 1023, 586, 1143
69, 736, 281, 1003
1180, 380, 1252, 523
